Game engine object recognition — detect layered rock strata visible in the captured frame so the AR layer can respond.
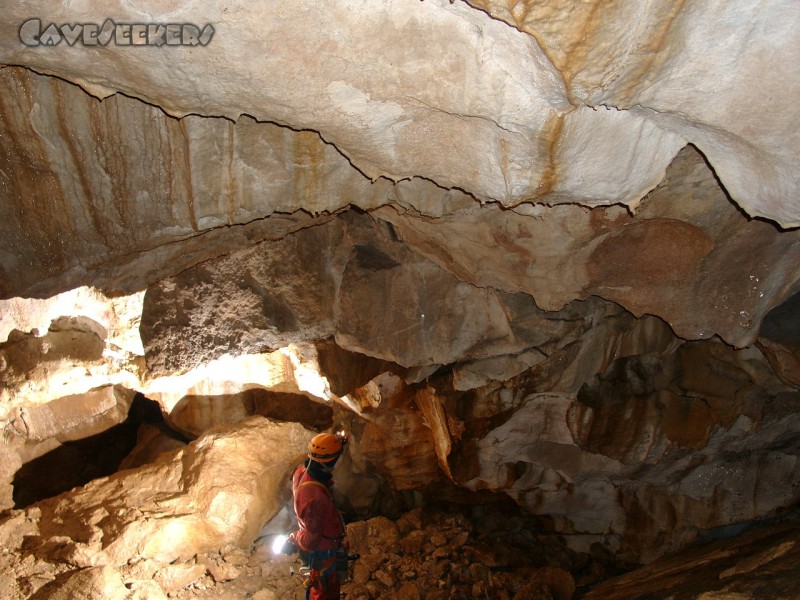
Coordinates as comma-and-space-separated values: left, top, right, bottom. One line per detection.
0, 0, 799, 592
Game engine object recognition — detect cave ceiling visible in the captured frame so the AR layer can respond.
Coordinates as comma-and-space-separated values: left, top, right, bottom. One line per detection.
0, 1, 798, 344
1, 1, 800, 583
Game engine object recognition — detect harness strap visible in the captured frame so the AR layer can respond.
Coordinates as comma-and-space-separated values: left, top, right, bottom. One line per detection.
308, 548, 338, 560
299, 480, 329, 493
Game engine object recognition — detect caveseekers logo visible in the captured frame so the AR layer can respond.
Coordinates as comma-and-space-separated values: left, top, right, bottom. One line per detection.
19, 18, 214, 47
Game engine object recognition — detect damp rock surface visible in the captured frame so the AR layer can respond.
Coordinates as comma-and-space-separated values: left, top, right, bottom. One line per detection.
0, 4, 800, 597
4, 502, 800, 599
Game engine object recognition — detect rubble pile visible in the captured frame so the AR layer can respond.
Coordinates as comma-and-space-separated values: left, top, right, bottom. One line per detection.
5, 499, 800, 599
1, 504, 582, 599
342, 508, 577, 600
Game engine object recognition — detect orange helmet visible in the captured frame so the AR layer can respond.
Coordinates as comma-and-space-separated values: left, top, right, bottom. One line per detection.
308, 432, 347, 463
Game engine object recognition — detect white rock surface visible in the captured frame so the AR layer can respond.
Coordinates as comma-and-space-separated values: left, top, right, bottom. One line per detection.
1, 0, 797, 224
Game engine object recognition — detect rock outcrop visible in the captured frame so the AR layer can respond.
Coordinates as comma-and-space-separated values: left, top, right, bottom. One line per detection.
582, 513, 800, 600
0, 416, 308, 598
2, 2, 799, 228
1, 1, 800, 596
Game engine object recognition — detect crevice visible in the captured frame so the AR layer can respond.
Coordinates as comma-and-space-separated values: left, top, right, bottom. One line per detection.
11, 393, 185, 508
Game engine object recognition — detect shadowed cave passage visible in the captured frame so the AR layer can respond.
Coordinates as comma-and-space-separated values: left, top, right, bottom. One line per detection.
169, 388, 335, 439
761, 289, 800, 348
11, 393, 185, 509
10, 388, 336, 510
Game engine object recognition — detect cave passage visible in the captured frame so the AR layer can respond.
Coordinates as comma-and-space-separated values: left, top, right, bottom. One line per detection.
760, 289, 800, 348
11, 393, 183, 508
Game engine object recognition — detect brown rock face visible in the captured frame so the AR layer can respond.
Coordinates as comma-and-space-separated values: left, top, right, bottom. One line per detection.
6, 416, 308, 566
450, 335, 800, 563
1, 2, 800, 597
139, 218, 345, 374
582, 516, 800, 600
378, 147, 800, 348
588, 218, 714, 310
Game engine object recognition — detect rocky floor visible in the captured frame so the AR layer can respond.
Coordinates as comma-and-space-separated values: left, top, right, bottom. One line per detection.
4, 505, 589, 600
6, 505, 800, 599
169, 508, 582, 600
161, 509, 800, 600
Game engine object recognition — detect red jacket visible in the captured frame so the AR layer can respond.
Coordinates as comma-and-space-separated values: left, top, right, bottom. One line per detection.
291, 464, 344, 553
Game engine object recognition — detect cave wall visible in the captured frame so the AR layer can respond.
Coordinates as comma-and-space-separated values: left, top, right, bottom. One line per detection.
1, 1, 800, 307
1, 0, 800, 586
2, 1, 799, 228
4, 208, 798, 565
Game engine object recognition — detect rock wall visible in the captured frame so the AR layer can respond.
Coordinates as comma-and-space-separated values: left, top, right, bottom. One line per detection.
2, 1, 799, 227
582, 514, 800, 600
453, 340, 800, 563
3, 417, 306, 563
1, 1, 800, 594
3, 205, 799, 565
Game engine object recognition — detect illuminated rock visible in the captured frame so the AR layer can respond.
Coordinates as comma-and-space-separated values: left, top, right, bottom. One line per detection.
0, 0, 799, 591
3, 417, 307, 570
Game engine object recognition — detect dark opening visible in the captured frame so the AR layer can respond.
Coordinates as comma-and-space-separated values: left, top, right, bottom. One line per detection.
12, 393, 180, 508
760, 289, 800, 348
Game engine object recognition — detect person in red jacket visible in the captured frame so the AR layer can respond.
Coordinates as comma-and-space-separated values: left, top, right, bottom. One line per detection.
288, 432, 348, 600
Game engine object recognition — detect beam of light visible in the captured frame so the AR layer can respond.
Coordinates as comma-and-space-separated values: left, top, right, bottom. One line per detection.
271, 533, 289, 555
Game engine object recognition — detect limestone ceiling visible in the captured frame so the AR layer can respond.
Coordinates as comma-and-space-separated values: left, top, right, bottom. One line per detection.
3, 4, 800, 581
1, 0, 799, 353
